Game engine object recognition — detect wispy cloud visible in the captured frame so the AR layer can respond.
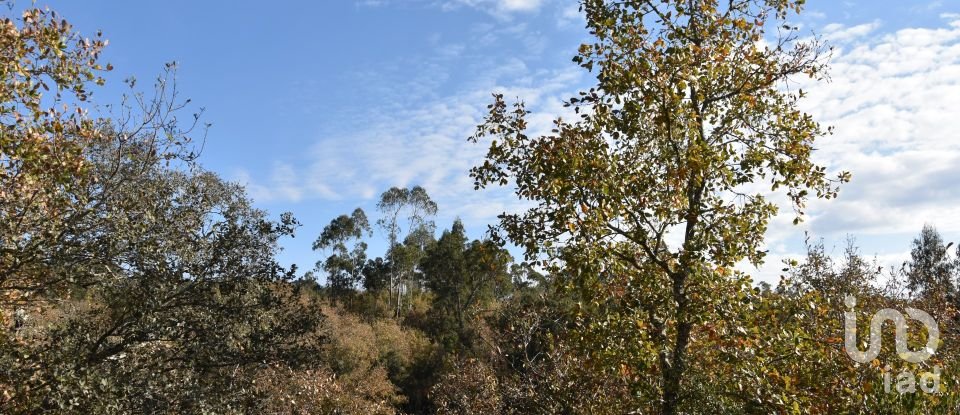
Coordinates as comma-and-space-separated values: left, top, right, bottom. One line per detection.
261, 64, 581, 204
237, 2, 583, 224
556, 3, 583, 28
235, 162, 315, 203
442, 0, 546, 15
357, 0, 548, 18
747, 15, 960, 282
244, 8, 960, 286
822, 20, 882, 43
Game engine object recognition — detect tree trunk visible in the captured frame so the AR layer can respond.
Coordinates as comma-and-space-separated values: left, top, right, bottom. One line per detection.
661, 320, 691, 415
663, 214, 695, 414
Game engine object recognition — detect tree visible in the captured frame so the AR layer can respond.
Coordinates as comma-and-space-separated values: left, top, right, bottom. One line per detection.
362, 256, 391, 292
404, 220, 439, 292
0, 6, 332, 411
781, 236, 876, 298
0, 6, 108, 306
755, 237, 960, 413
0, 5, 203, 309
906, 224, 956, 300
2, 155, 329, 412
422, 220, 512, 350
376, 186, 438, 317
422, 221, 468, 345
314, 208, 372, 302
469, 0, 847, 412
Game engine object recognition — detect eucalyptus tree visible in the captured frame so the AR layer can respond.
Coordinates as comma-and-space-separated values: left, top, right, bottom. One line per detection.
469, 0, 847, 412
314, 208, 372, 302
376, 186, 438, 317
362, 256, 391, 292
906, 225, 956, 300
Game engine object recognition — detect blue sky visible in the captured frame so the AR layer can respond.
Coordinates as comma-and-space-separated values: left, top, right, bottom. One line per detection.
39, 0, 960, 283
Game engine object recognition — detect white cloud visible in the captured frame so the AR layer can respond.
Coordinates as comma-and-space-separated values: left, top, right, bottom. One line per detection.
291, 65, 580, 205
743, 16, 960, 284
234, 162, 316, 203
355, 0, 546, 17
238, 41, 582, 225
238, 0, 581, 210
500, 0, 542, 12
244, 10, 960, 288
441, 0, 546, 18
822, 20, 882, 43
355, 0, 389, 7
556, 3, 582, 28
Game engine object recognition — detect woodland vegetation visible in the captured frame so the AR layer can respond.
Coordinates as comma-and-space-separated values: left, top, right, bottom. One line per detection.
1, 0, 958, 414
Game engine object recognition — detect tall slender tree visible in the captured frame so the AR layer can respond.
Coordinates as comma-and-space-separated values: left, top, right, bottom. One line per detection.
376, 186, 438, 317
314, 208, 372, 302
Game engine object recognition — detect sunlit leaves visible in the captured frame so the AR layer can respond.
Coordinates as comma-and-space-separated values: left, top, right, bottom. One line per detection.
469, 0, 847, 412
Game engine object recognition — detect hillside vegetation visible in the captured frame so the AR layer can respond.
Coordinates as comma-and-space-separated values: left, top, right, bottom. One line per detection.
1, 1, 958, 414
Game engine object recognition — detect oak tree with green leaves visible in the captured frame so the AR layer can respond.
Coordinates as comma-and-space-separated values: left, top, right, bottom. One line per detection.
469, 0, 848, 412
